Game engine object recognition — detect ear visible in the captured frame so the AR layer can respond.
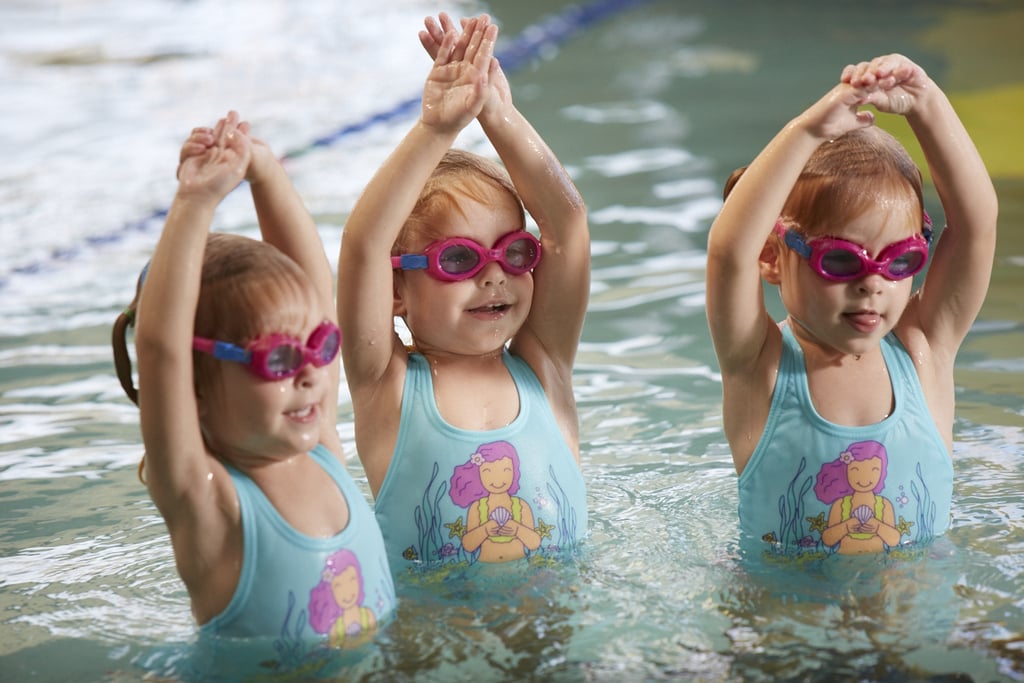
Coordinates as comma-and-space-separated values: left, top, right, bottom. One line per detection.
392, 276, 407, 317
758, 236, 784, 285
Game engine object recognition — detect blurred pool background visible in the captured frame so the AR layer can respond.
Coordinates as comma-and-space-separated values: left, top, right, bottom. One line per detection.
1, 0, 1022, 680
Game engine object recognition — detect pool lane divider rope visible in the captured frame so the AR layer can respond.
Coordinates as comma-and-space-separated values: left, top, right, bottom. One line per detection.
0, 0, 648, 289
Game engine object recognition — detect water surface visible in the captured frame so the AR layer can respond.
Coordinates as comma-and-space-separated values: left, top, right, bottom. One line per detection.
1, 0, 1022, 680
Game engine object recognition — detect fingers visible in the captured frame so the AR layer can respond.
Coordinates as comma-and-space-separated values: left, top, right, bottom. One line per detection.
189, 126, 214, 142
449, 15, 477, 63
855, 109, 876, 126
441, 14, 493, 65
843, 61, 876, 88
175, 110, 252, 185
420, 14, 444, 59
216, 110, 240, 147
463, 18, 497, 71
418, 30, 438, 60
432, 29, 457, 66
842, 54, 921, 89
438, 11, 458, 34
211, 115, 227, 146
840, 54, 929, 117
180, 127, 213, 155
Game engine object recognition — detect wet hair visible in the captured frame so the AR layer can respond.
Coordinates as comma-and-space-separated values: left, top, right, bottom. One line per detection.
112, 266, 148, 406
188, 233, 319, 391
393, 149, 525, 254
112, 233, 318, 479
725, 127, 925, 238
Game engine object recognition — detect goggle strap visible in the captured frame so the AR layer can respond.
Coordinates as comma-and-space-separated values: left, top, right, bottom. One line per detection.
783, 230, 812, 259
392, 254, 429, 270
192, 338, 251, 363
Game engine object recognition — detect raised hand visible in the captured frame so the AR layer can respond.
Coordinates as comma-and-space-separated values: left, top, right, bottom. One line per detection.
420, 15, 497, 132
421, 13, 510, 118
175, 111, 250, 201
841, 53, 931, 116
794, 79, 881, 144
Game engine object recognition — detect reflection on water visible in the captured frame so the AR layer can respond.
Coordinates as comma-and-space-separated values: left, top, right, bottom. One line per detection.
1, 0, 1023, 680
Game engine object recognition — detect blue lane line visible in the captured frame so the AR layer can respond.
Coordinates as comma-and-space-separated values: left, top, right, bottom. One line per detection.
0, 0, 647, 288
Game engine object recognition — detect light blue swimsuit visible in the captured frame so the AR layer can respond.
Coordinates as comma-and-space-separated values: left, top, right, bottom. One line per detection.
375, 351, 588, 573
737, 325, 952, 556
200, 445, 395, 644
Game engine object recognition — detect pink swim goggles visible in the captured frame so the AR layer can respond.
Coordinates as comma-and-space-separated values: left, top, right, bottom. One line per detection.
773, 218, 932, 282
192, 320, 340, 381
391, 230, 541, 282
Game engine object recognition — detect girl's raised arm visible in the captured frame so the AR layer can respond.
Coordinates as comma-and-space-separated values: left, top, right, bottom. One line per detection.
242, 126, 344, 456
480, 56, 590, 374
847, 55, 998, 350
135, 113, 250, 521
337, 19, 495, 389
706, 82, 874, 374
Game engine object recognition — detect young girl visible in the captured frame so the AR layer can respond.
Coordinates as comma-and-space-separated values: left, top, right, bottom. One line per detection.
337, 15, 589, 574
705, 54, 997, 557
112, 112, 395, 653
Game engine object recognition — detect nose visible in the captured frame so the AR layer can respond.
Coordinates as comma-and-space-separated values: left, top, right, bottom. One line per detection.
856, 272, 886, 295
478, 259, 507, 286
293, 360, 321, 388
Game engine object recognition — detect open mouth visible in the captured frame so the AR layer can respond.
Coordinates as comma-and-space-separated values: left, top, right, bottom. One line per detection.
843, 310, 880, 332
469, 303, 511, 315
286, 404, 317, 420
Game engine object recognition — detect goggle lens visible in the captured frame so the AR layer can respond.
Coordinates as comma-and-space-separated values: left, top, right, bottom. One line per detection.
775, 221, 931, 283
392, 231, 542, 282
438, 244, 481, 275
819, 249, 866, 278
265, 344, 305, 377
504, 237, 539, 270
887, 251, 926, 277
193, 320, 341, 381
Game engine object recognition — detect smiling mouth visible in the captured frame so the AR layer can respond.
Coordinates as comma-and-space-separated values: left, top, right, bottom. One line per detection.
469, 303, 511, 314
287, 404, 317, 420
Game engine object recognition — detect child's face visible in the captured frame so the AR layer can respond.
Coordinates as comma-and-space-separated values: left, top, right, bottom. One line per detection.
199, 312, 331, 463
779, 204, 920, 357
395, 192, 533, 358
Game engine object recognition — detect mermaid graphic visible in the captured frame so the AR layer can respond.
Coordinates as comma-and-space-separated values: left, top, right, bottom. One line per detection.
814, 440, 902, 554
308, 549, 376, 648
449, 441, 542, 562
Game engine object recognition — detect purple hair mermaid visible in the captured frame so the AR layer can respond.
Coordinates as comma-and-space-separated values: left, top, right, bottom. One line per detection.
814, 440, 889, 504
449, 441, 522, 508
307, 549, 364, 635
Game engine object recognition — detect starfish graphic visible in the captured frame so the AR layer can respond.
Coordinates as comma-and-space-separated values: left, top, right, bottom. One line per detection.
807, 512, 828, 534
535, 518, 555, 540
444, 517, 466, 539
895, 516, 914, 537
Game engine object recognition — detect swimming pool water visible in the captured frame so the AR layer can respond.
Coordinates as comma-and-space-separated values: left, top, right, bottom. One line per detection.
1, 0, 1022, 680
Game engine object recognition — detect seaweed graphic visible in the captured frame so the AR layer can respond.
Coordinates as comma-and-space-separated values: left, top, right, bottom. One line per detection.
271, 590, 305, 669
909, 461, 937, 541
261, 590, 334, 678
411, 461, 468, 567
774, 456, 814, 550
541, 464, 578, 555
